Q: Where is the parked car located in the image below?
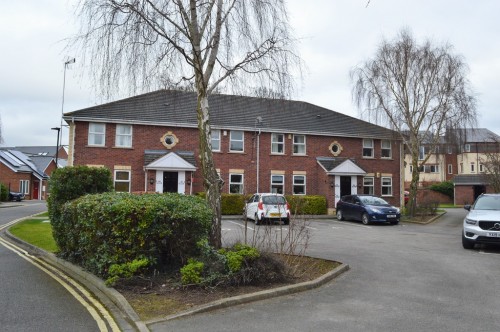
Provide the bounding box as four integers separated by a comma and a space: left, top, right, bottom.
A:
9, 191, 25, 201
244, 193, 290, 225
462, 193, 500, 249
336, 194, 400, 225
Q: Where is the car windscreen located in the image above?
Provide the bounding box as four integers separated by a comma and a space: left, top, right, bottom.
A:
360, 196, 388, 206
262, 196, 286, 205
474, 196, 500, 210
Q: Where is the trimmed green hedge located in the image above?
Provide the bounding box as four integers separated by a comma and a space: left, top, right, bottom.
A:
196, 193, 327, 215
429, 181, 454, 199
286, 195, 327, 215
0, 183, 8, 201
59, 192, 212, 278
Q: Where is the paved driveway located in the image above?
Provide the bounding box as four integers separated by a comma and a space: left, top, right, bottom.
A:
150, 209, 500, 332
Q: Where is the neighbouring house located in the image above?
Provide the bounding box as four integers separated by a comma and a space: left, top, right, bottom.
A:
403, 128, 500, 205
63, 90, 404, 213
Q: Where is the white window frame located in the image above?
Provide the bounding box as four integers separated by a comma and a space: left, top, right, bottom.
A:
88, 123, 106, 146
229, 131, 244, 152
271, 133, 285, 154
293, 135, 306, 155
293, 175, 306, 195
479, 164, 484, 173
381, 140, 392, 159
362, 139, 374, 158
460, 163, 464, 173
20, 180, 29, 195
363, 177, 374, 195
447, 145, 453, 154
115, 124, 132, 148
229, 173, 244, 194
470, 162, 475, 173
271, 174, 284, 194
464, 144, 471, 152
114, 170, 131, 192
211, 129, 221, 152
418, 146, 425, 160
381, 177, 392, 196
448, 164, 453, 174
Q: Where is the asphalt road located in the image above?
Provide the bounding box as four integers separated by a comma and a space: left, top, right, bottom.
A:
150, 209, 500, 332
0, 201, 101, 332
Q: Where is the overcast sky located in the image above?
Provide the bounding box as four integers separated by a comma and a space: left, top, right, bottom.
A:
1, 0, 499, 148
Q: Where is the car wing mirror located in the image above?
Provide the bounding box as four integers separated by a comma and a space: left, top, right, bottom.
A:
464, 204, 471, 211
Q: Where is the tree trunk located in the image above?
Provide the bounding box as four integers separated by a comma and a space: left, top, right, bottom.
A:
196, 90, 224, 249
408, 155, 421, 217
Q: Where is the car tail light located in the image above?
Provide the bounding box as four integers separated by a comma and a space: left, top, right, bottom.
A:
258, 201, 263, 210
287, 202, 291, 210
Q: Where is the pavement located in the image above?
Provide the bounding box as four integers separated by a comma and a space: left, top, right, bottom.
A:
2, 211, 349, 332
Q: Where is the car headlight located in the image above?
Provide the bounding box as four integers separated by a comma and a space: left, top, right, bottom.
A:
370, 208, 382, 213
464, 218, 477, 225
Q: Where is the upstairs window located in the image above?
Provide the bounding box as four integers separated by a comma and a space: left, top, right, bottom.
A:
271, 133, 285, 154
211, 130, 221, 152
293, 135, 306, 155
88, 123, 105, 146
362, 139, 374, 158
115, 124, 132, 148
230, 131, 244, 152
381, 140, 392, 158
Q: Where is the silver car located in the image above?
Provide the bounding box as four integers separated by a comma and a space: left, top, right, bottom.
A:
244, 193, 290, 225
462, 193, 500, 249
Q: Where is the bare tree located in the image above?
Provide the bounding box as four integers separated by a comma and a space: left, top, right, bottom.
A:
351, 29, 477, 216
72, 0, 301, 248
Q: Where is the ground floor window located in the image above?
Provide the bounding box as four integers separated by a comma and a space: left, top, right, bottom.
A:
20, 180, 29, 194
381, 177, 392, 196
363, 177, 374, 195
114, 170, 131, 192
293, 175, 306, 195
229, 173, 244, 193
271, 175, 284, 194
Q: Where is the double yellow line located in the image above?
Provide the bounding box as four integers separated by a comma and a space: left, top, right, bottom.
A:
0, 219, 120, 332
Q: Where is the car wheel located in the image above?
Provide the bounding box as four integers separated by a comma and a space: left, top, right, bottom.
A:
336, 209, 344, 221
361, 213, 370, 225
462, 233, 475, 249
254, 214, 261, 225
283, 219, 290, 225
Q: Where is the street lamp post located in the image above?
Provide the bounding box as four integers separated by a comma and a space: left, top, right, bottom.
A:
59, 58, 76, 153
51, 127, 60, 168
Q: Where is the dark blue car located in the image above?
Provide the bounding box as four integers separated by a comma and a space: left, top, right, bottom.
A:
336, 194, 400, 225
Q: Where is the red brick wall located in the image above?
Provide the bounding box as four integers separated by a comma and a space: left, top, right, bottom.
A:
72, 121, 402, 210
0, 163, 32, 198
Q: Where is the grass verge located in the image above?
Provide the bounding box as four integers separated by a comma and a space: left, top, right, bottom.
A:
9, 216, 58, 253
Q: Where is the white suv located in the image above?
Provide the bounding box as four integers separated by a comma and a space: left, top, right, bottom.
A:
462, 193, 500, 249
244, 193, 290, 225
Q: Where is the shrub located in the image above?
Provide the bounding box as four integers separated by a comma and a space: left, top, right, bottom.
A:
106, 258, 150, 286
0, 183, 8, 201
180, 240, 283, 286
429, 181, 454, 199
180, 259, 205, 285
286, 195, 327, 215
47, 166, 113, 251
59, 192, 212, 278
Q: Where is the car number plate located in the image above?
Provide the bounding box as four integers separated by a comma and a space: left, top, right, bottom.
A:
387, 215, 396, 218
270, 213, 280, 217
486, 232, 500, 237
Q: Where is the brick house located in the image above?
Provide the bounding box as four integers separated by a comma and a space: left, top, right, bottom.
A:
403, 128, 500, 205
64, 90, 403, 213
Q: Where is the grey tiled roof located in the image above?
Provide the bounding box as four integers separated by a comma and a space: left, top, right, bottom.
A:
453, 174, 489, 185
144, 150, 196, 167
0, 149, 48, 179
65, 90, 399, 140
